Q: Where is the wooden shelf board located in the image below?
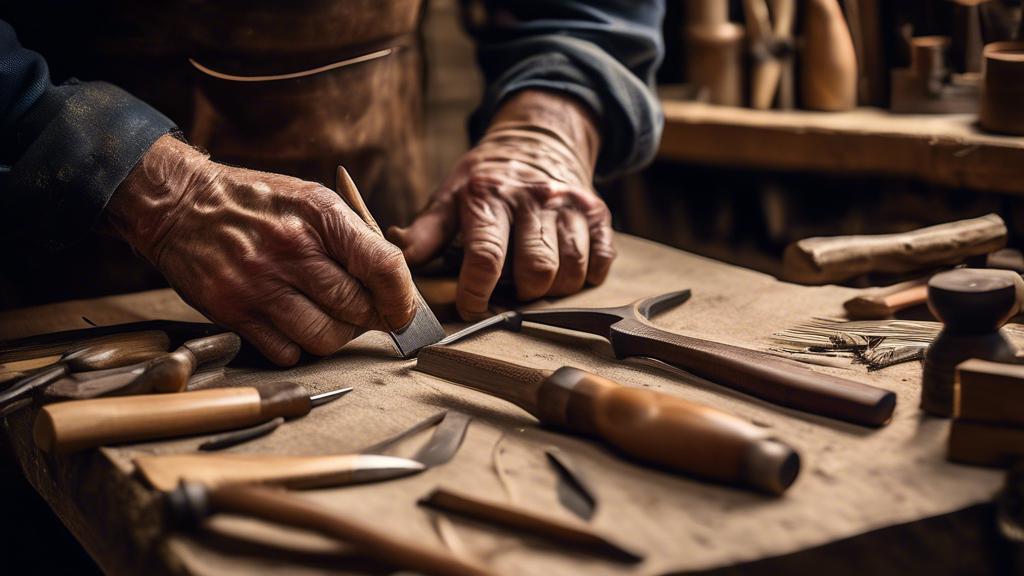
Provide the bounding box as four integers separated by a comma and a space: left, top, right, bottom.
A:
657, 100, 1024, 195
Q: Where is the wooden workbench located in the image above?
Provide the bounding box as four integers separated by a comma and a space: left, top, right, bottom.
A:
0, 234, 1012, 575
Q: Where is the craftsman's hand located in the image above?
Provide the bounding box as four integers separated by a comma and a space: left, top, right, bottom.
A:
388, 90, 614, 320
99, 135, 417, 366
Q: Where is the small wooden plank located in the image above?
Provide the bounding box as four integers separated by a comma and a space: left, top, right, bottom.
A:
658, 99, 1024, 195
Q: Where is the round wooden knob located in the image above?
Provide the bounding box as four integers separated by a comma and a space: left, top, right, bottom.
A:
928, 269, 1017, 333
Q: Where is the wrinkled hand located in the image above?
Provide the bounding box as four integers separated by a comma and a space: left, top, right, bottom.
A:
388, 90, 615, 320
100, 135, 417, 366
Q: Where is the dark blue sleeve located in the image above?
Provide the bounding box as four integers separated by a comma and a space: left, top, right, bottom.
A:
468, 0, 665, 178
0, 20, 176, 250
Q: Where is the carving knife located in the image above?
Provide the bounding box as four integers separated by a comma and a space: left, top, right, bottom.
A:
416, 346, 801, 494
335, 167, 445, 358
34, 383, 351, 454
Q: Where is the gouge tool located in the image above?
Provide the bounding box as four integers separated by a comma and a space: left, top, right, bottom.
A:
34, 383, 350, 454
417, 346, 800, 494
433, 291, 897, 427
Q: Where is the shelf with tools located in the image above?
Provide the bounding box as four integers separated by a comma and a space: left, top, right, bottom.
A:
656, 97, 1024, 196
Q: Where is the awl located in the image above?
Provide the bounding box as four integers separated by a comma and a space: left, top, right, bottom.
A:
335, 167, 445, 358
416, 346, 800, 494
34, 383, 350, 454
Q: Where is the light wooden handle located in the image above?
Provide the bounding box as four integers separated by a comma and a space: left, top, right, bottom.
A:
552, 369, 800, 494
336, 166, 383, 236
208, 485, 497, 576
137, 453, 368, 491
35, 388, 266, 454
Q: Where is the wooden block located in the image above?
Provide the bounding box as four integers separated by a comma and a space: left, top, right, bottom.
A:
948, 418, 1024, 467
955, 359, 1024, 424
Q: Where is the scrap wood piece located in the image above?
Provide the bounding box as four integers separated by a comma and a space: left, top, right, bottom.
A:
781, 214, 1007, 285
418, 488, 644, 563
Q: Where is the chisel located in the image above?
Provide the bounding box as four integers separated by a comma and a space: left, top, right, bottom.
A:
34, 383, 350, 454
335, 167, 445, 358
415, 346, 800, 494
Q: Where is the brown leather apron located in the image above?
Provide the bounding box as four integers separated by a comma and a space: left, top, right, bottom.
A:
0, 1, 431, 309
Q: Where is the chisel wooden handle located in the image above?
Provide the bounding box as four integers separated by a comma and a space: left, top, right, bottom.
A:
34, 382, 311, 454
609, 318, 896, 427
416, 347, 800, 494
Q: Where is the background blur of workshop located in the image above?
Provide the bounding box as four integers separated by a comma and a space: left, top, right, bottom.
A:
9, 1, 1024, 576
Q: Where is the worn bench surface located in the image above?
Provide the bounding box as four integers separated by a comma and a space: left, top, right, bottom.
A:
0, 234, 1006, 576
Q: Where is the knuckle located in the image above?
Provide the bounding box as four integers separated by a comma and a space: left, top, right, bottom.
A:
462, 238, 505, 277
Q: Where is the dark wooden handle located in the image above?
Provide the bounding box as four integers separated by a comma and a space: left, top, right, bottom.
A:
557, 369, 799, 494
609, 319, 896, 426
184, 333, 242, 368
209, 485, 496, 576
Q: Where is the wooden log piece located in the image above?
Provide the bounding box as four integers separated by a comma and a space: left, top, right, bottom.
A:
781, 213, 1008, 285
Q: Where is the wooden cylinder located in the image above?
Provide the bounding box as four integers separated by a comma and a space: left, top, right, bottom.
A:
980, 42, 1024, 135
683, 0, 747, 106
800, 0, 858, 111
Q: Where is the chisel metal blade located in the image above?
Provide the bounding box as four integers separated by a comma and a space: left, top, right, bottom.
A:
390, 292, 446, 359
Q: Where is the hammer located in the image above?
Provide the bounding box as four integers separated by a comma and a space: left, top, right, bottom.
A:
438, 291, 896, 427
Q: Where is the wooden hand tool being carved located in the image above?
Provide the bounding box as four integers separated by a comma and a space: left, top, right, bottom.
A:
0, 331, 170, 409
41, 332, 242, 402
782, 214, 1009, 285
416, 346, 800, 494
335, 167, 445, 358
167, 483, 496, 576
437, 291, 896, 427
34, 383, 350, 454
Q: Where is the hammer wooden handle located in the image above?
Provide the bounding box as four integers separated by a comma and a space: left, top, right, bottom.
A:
34, 383, 311, 454
610, 318, 896, 426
